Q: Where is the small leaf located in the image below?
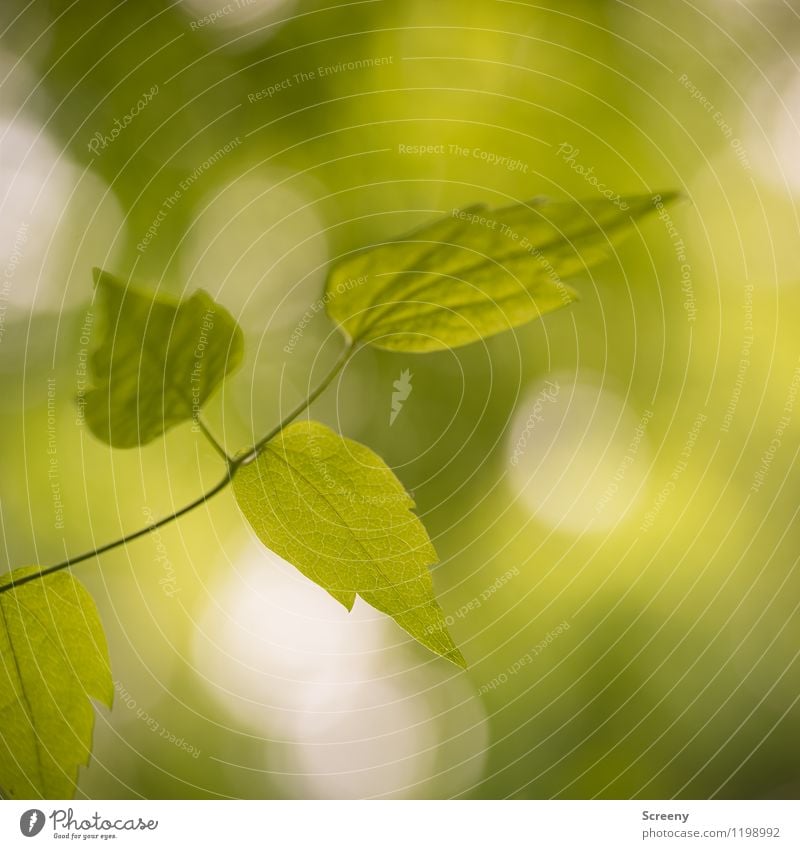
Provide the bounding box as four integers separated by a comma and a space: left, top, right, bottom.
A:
84, 268, 244, 447
325, 194, 678, 351
0, 568, 112, 799
233, 421, 465, 668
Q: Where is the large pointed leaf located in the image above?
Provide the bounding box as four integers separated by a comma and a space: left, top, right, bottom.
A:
0, 568, 112, 799
84, 268, 244, 447
233, 421, 465, 668
325, 194, 677, 351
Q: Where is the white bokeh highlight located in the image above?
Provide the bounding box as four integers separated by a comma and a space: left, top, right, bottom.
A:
0, 117, 125, 312
507, 373, 652, 534
193, 544, 488, 797
180, 172, 329, 334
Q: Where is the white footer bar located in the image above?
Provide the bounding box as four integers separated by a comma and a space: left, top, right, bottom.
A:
2, 800, 796, 848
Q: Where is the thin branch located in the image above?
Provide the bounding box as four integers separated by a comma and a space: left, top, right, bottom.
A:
0, 473, 233, 594
237, 342, 356, 465
0, 343, 355, 596
194, 417, 233, 464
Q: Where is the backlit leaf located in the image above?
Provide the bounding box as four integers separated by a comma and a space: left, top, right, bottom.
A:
233, 420, 465, 668
325, 194, 677, 351
84, 268, 244, 447
0, 568, 112, 799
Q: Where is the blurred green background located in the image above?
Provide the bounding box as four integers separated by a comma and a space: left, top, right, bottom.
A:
1, 0, 799, 799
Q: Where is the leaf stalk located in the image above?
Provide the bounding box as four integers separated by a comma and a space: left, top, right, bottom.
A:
0, 344, 355, 596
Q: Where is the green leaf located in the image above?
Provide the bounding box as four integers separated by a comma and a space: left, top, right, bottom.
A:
233, 421, 466, 668
0, 568, 112, 799
84, 268, 244, 447
325, 193, 678, 351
